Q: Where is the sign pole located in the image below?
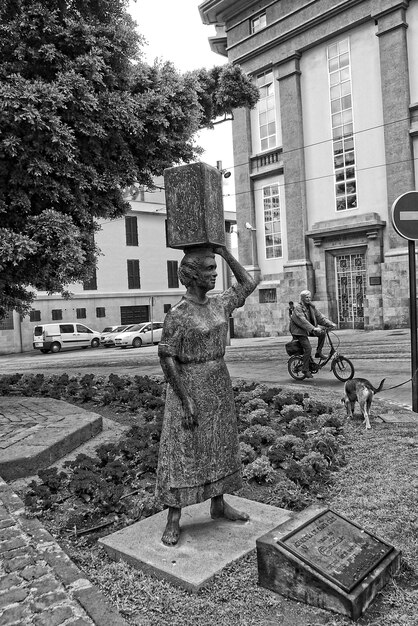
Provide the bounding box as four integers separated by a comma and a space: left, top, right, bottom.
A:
392, 191, 418, 413
408, 240, 418, 412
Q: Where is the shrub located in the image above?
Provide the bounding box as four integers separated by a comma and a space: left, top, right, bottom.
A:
299, 451, 330, 483
308, 431, 340, 462
285, 452, 329, 488
267, 435, 306, 467
266, 478, 312, 511
287, 416, 312, 437
37, 467, 67, 493
240, 425, 277, 452
273, 391, 305, 411
240, 442, 257, 464
319, 414, 345, 430
249, 408, 270, 426
242, 455, 277, 484
285, 458, 310, 487
280, 404, 306, 424
302, 398, 333, 416
0, 373, 23, 395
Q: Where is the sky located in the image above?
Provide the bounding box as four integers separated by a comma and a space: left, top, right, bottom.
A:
127, 0, 236, 211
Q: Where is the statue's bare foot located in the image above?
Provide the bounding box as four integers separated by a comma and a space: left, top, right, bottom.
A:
210, 496, 249, 521
161, 523, 180, 546
161, 507, 181, 546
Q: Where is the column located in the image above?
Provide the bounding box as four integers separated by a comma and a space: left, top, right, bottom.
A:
277, 53, 314, 290
373, 0, 415, 248
232, 106, 261, 280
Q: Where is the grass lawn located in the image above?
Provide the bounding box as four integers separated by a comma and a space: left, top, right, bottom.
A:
42, 385, 418, 626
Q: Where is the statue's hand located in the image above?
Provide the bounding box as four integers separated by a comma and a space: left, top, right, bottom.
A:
182, 397, 198, 430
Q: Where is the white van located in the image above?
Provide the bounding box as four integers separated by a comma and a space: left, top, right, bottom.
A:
33, 323, 101, 354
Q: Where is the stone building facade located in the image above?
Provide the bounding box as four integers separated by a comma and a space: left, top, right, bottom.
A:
200, 0, 418, 335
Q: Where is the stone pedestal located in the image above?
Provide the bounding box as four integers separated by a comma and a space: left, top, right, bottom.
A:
257, 505, 401, 620
99, 495, 290, 592
164, 162, 226, 250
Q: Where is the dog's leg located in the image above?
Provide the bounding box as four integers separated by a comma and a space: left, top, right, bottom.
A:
360, 394, 372, 430
343, 397, 354, 420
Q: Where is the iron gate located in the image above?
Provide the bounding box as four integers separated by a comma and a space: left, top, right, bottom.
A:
336, 253, 366, 329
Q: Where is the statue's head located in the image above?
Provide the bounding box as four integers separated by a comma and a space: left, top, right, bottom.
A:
179, 247, 216, 288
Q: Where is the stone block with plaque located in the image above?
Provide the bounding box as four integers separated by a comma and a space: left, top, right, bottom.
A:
164, 162, 226, 251
257, 505, 400, 620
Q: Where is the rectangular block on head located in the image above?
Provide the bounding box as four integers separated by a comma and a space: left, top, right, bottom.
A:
164, 162, 226, 250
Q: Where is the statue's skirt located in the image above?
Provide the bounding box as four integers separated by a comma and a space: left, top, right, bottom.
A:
155, 357, 242, 508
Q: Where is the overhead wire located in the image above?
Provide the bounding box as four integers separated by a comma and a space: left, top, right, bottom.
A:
99, 109, 418, 217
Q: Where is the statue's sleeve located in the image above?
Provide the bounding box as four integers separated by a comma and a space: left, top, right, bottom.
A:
158, 309, 181, 359
219, 283, 248, 317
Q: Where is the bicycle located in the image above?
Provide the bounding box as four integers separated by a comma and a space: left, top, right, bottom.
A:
287, 329, 355, 382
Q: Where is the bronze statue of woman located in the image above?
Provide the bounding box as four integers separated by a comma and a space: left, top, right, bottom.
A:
156, 245, 256, 545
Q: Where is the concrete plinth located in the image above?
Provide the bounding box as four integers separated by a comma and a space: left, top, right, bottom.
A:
99, 495, 291, 592
0, 397, 102, 479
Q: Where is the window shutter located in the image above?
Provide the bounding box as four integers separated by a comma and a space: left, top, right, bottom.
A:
125, 216, 138, 246
167, 260, 179, 288
127, 260, 140, 289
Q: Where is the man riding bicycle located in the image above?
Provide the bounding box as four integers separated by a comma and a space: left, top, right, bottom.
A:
289, 290, 336, 378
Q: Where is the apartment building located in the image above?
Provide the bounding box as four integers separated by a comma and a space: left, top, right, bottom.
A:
200, 0, 418, 334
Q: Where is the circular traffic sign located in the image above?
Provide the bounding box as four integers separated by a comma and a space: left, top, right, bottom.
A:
392, 191, 418, 240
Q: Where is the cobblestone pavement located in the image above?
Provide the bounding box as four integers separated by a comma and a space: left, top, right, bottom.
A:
0, 475, 127, 626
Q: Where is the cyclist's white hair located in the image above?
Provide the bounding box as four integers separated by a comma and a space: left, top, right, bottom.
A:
300, 290, 311, 298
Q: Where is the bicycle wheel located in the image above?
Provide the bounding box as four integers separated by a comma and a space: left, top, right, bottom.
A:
288, 356, 306, 380
331, 356, 354, 381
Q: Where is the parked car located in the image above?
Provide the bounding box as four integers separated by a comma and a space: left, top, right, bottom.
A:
114, 322, 164, 349
101, 325, 135, 348
101, 325, 120, 335
33, 323, 101, 353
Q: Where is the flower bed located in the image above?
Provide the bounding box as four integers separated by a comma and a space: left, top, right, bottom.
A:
1, 373, 347, 540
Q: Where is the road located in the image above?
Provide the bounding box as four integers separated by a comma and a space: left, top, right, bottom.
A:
0, 328, 415, 409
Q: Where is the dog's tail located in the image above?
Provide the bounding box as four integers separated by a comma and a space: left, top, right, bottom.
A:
373, 378, 386, 394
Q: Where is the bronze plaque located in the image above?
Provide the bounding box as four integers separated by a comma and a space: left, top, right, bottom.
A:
277, 509, 394, 593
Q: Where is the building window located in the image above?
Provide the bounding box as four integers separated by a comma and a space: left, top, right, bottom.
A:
29, 310, 41, 322
120, 305, 149, 325
83, 268, 97, 290
167, 260, 179, 288
0, 311, 14, 330
96, 307, 106, 318
256, 70, 276, 151
327, 39, 357, 212
127, 259, 141, 289
125, 216, 139, 246
52, 309, 62, 321
251, 12, 266, 34
259, 288, 277, 303
164, 304, 172, 314
263, 183, 282, 258
76, 308, 86, 319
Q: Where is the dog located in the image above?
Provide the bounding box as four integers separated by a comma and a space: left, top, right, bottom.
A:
342, 378, 385, 430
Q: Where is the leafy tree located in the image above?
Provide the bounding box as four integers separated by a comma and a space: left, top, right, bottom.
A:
0, 0, 258, 318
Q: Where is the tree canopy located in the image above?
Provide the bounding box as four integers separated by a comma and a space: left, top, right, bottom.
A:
0, 0, 259, 318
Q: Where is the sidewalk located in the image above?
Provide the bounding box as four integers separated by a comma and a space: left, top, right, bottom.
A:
0, 397, 129, 626
0, 473, 128, 626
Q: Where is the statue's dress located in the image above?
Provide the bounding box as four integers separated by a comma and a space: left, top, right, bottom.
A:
156, 284, 246, 508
